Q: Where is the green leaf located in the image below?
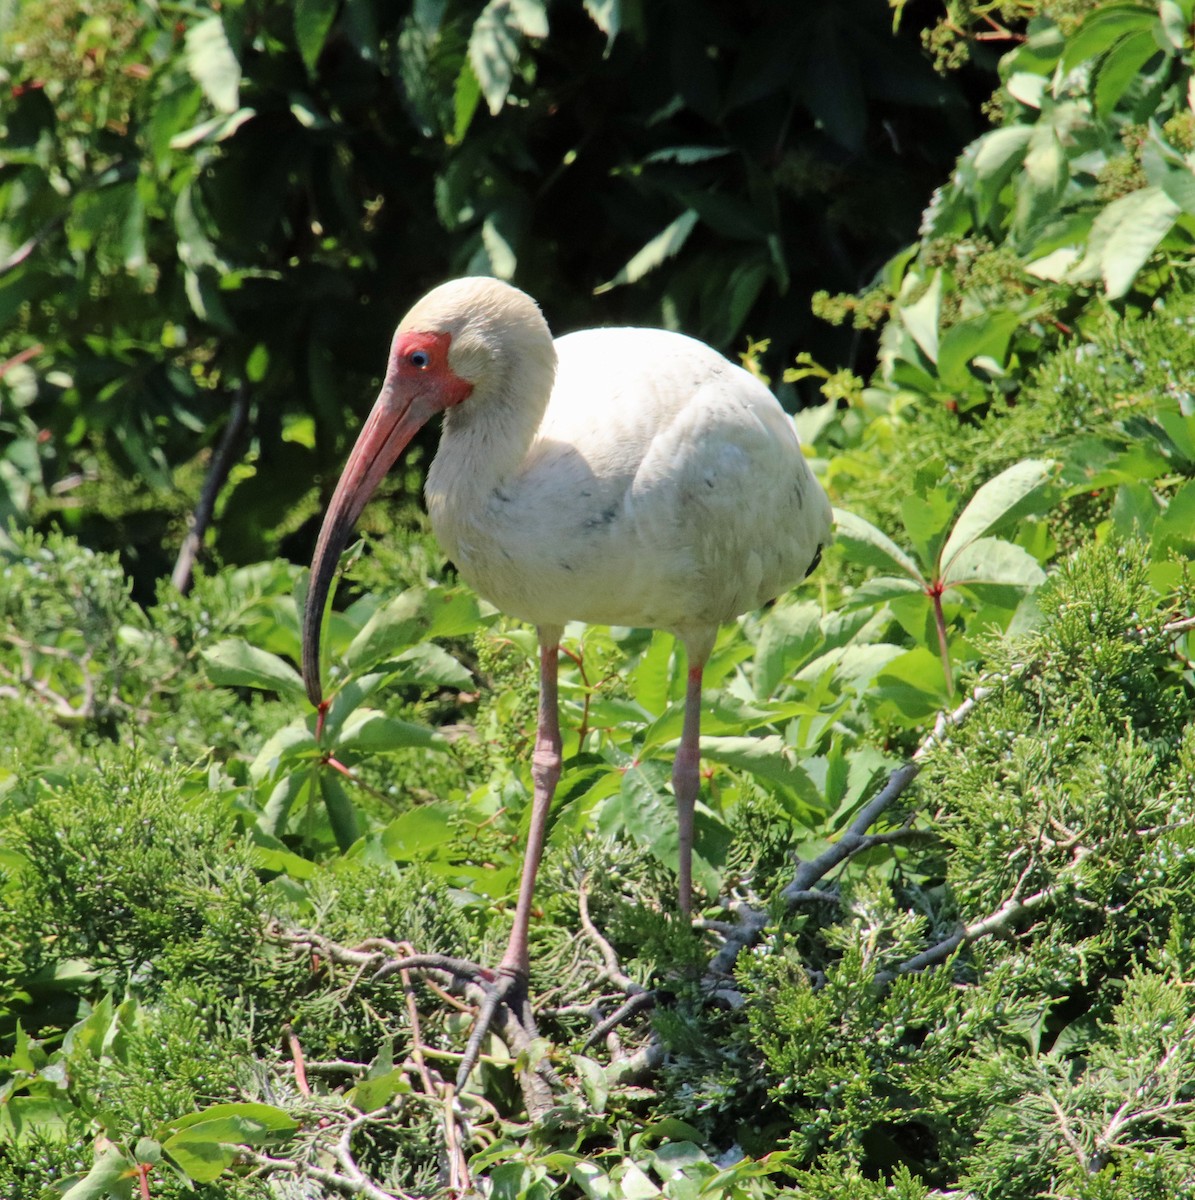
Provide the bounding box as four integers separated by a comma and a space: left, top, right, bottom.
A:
344, 588, 428, 671
250, 718, 314, 783
348, 1068, 411, 1112
469, 0, 523, 116
936, 310, 1022, 390
583, 0, 620, 44
1059, 2, 1158, 73
1073, 187, 1181, 298
832, 508, 926, 584
752, 600, 823, 698
841, 575, 926, 611
941, 536, 1047, 590
381, 803, 456, 860
184, 17, 241, 114
316, 768, 359, 854
594, 209, 699, 293
1093, 28, 1164, 117
295, 0, 340, 74
896, 269, 942, 364
573, 1054, 609, 1114
203, 639, 306, 703
453, 59, 483, 141
698, 735, 824, 821
334, 708, 448, 753
61, 1147, 135, 1200
938, 460, 1055, 577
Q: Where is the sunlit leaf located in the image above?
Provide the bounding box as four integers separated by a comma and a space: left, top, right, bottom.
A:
295, 0, 340, 74
184, 17, 241, 114
594, 210, 699, 294
833, 508, 926, 584
203, 639, 306, 703
938, 460, 1055, 577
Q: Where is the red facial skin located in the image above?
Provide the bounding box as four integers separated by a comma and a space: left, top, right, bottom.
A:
302, 329, 473, 706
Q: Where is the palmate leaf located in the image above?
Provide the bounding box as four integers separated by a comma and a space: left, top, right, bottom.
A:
938, 459, 1055, 578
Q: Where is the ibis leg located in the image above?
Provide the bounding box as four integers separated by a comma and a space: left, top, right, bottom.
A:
672, 660, 706, 920
455, 626, 562, 1089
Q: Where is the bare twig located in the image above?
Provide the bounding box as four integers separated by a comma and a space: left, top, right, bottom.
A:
171, 384, 251, 595
708, 687, 985, 978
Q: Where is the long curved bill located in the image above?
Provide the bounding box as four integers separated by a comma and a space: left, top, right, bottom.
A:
302, 376, 438, 706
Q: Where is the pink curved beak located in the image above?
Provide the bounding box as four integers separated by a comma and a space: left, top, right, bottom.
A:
302, 373, 440, 706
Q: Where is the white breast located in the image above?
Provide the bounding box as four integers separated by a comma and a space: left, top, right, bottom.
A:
426, 326, 831, 641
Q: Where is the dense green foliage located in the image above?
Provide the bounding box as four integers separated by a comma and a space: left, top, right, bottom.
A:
2, 1, 1195, 1198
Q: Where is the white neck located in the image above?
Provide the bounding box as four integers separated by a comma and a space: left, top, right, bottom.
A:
425, 310, 558, 531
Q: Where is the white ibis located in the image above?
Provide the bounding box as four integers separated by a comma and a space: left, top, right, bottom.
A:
303, 277, 831, 1084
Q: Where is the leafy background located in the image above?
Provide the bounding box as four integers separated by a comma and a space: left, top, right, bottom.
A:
2, 1, 1195, 1198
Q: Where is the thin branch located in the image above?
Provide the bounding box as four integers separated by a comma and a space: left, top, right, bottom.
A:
171, 384, 251, 595
886, 884, 1055, 979
708, 687, 985, 978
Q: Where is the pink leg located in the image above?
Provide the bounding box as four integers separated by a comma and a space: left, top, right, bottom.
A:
499, 626, 563, 974
672, 661, 705, 920
457, 626, 562, 1088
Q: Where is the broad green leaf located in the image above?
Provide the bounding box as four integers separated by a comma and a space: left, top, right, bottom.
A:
941, 536, 1046, 589
1072, 187, 1181, 298
1015, 126, 1067, 234
322, 770, 362, 851
971, 125, 1032, 182
423, 586, 490, 638
938, 460, 1055, 576
873, 646, 950, 718
469, 0, 523, 116
0, 1095, 76, 1144
1059, 2, 1158, 73
832, 508, 926, 584
344, 588, 427, 670
628, 630, 678, 715
897, 269, 942, 365
698, 735, 824, 820
386, 643, 473, 688
453, 59, 483, 141
184, 17, 241, 114
203, 638, 306, 702
840, 575, 925, 612
1159, 0, 1189, 47
573, 1054, 609, 1114
61, 1146, 135, 1200
162, 1103, 300, 1140
594, 209, 699, 293
334, 708, 448, 753
752, 600, 823, 699
348, 1069, 411, 1112
900, 488, 956, 568
381, 803, 456, 859
936, 310, 1022, 391
295, 0, 339, 73
1093, 28, 1163, 116
250, 718, 315, 782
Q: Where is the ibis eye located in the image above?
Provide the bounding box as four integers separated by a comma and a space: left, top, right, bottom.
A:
409, 350, 430, 369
